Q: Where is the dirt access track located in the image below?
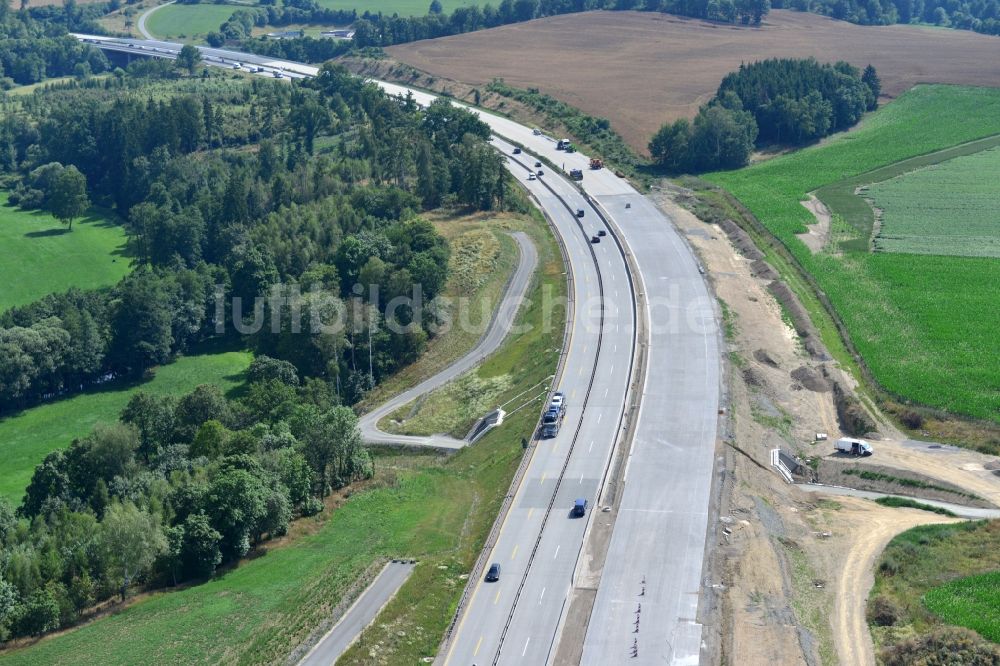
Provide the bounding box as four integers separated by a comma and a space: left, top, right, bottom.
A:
389, 9, 1000, 152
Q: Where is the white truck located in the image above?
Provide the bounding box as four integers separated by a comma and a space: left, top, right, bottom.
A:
835, 437, 873, 456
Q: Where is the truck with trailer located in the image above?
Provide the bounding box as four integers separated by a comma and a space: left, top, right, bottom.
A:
569, 168, 583, 181
556, 138, 570, 150
589, 158, 604, 170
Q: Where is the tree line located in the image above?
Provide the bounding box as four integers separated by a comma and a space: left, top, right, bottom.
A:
775, 0, 1000, 36
0, 355, 371, 640
649, 58, 880, 172
0, 63, 513, 414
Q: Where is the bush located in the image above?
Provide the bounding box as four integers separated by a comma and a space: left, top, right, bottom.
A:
900, 409, 925, 430
867, 595, 901, 626
301, 496, 324, 517
881, 626, 1000, 666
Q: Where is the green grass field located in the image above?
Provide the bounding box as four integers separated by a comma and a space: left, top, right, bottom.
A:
1, 192, 130, 313
0, 208, 565, 665
0, 350, 252, 506
144, 4, 239, 39
868, 146, 1000, 257
925, 570, 1000, 642
868, 520, 1000, 651
707, 85, 1000, 422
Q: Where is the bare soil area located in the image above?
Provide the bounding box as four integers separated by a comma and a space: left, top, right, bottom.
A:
798, 196, 831, 254
389, 10, 1000, 152
654, 185, 1000, 665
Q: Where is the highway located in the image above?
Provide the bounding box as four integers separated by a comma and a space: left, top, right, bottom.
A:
356, 231, 538, 450
76, 35, 721, 665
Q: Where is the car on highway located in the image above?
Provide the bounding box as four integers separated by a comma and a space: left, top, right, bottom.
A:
576, 209, 585, 218
536, 169, 544, 176
528, 173, 536, 181
572, 498, 588, 518
598, 230, 607, 237
551, 391, 564, 411
273, 71, 284, 78
485, 563, 501, 582
535, 161, 542, 167
532, 128, 542, 135
232, 63, 242, 70
591, 235, 601, 244
512, 147, 522, 154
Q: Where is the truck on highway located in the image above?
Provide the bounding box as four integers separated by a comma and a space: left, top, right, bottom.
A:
572, 498, 588, 518
541, 407, 562, 438
569, 168, 583, 181
835, 437, 873, 456
589, 158, 604, 170
556, 138, 570, 150
541, 393, 565, 439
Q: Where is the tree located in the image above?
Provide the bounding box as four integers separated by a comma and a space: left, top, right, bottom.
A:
174, 384, 231, 442
429, 0, 443, 12
121, 392, 177, 463
14, 588, 59, 636
176, 44, 202, 75
862, 64, 881, 110
0, 575, 17, 642
648, 118, 691, 172
46, 165, 89, 231
190, 420, 231, 459
101, 501, 167, 600
180, 513, 222, 579
204, 468, 268, 560
293, 405, 366, 496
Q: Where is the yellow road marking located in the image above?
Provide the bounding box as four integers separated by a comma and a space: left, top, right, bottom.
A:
474, 636, 483, 656
511, 544, 519, 560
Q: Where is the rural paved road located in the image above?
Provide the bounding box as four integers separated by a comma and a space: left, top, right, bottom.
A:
73, 36, 723, 666
135, 1, 174, 40
298, 561, 415, 666
798, 483, 1000, 519
356, 231, 538, 449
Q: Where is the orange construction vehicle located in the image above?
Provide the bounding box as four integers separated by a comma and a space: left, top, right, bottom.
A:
589, 158, 604, 170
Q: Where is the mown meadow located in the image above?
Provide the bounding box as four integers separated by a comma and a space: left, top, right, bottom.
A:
707, 85, 1000, 423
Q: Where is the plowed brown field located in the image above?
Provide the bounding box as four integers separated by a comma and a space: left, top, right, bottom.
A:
388, 10, 1000, 152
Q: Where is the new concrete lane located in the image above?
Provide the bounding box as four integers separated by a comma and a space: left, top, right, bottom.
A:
357, 231, 538, 449
580, 194, 720, 666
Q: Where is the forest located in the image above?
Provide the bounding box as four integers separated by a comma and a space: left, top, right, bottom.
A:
0, 58, 514, 641
649, 58, 880, 172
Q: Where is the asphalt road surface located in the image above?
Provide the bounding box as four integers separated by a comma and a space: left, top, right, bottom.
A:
299, 561, 415, 666
75, 36, 722, 665
357, 231, 538, 449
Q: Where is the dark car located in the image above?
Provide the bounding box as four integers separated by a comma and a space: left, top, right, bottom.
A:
537, 169, 544, 176
572, 498, 588, 518
535, 161, 542, 167
576, 209, 585, 218
598, 230, 607, 237
513, 147, 522, 154
485, 563, 501, 582
591, 235, 600, 244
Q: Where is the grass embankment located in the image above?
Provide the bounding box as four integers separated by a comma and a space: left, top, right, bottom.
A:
0, 192, 129, 312
0, 208, 566, 665
868, 520, 1000, 652
358, 211, 521, 414
874, 496, 956, 516
706, 85, 1000, 425
377, 212, 556, 438
0, 350, 252, 505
